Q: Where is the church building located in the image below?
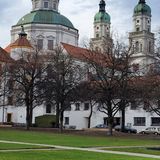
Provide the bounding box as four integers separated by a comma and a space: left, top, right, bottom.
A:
11, 0, 79, 51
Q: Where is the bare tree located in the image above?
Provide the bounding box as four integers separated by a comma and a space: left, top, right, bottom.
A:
42, 46, 84, 132
9, 49, 47, 130
87, 39, 135, 135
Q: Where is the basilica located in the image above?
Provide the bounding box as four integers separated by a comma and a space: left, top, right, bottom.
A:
0, 0, 159, 132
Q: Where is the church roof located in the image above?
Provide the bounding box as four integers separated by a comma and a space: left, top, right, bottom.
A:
14, 10, 76, 30
61, 43, 112, 66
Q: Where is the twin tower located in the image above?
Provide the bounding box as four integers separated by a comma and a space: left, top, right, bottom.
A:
91, 0, 155, 69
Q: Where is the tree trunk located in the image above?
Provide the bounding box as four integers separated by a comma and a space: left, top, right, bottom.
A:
29, 108, 33, 127
88, 104, 93, 128
107, 115, 113, 136
55, 103, 60, 128
121, 108, 125, 132
26, 106, 30, 130
60, 111, 64, 133
107, 102, 113, 136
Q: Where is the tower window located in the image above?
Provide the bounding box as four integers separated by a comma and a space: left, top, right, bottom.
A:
135, 41, 139, 52
136, 27, 140, 32
97, 27, 99, 30
44, 1, 49, 8
53, 3, 56, 9
140, 44, 143, 52
96, 34, 99, 38
149, 41, 151, 52
148, 20, 150, 24
136, 20, 139, 23
35, 2, 39, 8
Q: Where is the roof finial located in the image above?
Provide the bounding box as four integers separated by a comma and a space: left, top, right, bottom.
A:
18, 26, 27, 37
99, 0, 106, 12
139, 0, 146, 4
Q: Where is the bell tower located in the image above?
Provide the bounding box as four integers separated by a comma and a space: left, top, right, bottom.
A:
90, 0, 112, 54
31, 0, 59, 12
129, 0, 155, 71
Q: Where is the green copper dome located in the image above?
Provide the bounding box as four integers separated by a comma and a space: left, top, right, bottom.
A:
134, 2, 151, 16
94, 12, 110, 23
15, 10, 75, 29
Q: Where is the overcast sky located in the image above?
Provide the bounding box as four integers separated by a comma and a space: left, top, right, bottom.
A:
0, 0, 159, 48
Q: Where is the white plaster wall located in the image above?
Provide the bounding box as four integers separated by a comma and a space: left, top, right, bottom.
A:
11, 24, 78, 49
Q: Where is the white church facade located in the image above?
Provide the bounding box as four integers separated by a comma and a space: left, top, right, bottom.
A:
0, 0, 159, 133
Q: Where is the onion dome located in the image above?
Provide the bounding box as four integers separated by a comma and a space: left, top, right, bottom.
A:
94, 0, 110, 23
134, 0, 151, 16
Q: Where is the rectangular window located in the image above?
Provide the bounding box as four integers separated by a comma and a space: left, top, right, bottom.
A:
84, 103, 89, 110
151, 117, 160, 126
44, 2, 49, 8
131, 101, 137, 110
65, 117, 69, 125
134, 117, 146, 126
46, 104, 51, 113
48, 40, 54, 50
75, 103, 80, 111
37, 39, 43, 50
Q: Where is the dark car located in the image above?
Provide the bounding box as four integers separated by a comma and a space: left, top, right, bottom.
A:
114, 125, 137, 133
93, 124, 108, 128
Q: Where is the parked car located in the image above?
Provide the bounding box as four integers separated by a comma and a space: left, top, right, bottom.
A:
114, 125, 137, 133
140, 127, 160, 135
93, 124, 108, 128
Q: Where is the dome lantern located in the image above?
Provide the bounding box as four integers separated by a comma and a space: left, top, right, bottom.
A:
94, 0, 110, 24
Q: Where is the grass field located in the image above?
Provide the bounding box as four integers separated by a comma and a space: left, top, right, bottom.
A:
0, 142, 51, 150
105, 147, 160, 156
0, 150, 159, 160
0, 129, 159, 160
0, 129, 159, 147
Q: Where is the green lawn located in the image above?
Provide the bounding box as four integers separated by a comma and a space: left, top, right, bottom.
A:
105, 147, 160, 156
0, 129, 159, 147
0, 142, 51, 150
0, 129, 159, 160
0, 150, 158, 160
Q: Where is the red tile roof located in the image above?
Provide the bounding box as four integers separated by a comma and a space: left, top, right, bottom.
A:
10, 36, 32, 49
0, 47, 14, 62
4, 43, 12, 53
61, 42, 111, 66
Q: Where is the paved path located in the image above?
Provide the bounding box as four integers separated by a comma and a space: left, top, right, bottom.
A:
0, 140, 160, 159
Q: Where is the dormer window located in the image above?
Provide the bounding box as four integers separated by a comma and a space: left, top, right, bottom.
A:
44, 1, 49, 8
